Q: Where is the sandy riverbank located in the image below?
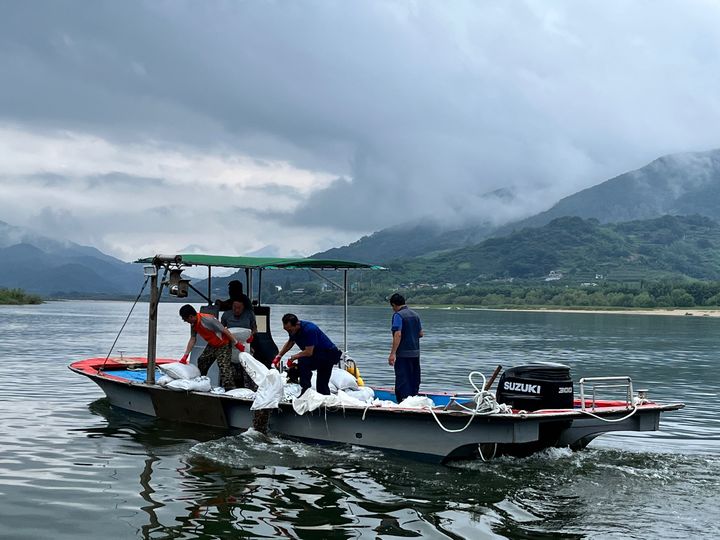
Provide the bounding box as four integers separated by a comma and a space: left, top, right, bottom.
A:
414, 305, 720, 317
484, 307, 720, 317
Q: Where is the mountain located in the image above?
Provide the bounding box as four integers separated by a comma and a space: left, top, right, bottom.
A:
496, 149, 720, 235
0, 221, 143, 296
318, 148, 720, 265
315, 219, 495, 263
391, 214, 720, 283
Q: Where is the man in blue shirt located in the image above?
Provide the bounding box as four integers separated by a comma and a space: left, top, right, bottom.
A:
388, 293, 424, 402
275, 313, 342, 395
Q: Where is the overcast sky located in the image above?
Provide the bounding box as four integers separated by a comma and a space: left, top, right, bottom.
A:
2, 0, 720, 261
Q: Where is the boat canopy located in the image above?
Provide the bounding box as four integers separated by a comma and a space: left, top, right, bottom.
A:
136, 254, 383, 381
135, 254, 385, 271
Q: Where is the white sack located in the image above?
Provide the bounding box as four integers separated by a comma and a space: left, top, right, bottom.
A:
166, 376, 212, 392
329, 368, 359, 392
292, 389, 341, 415
335, 389, 371, 407
229, 328, 252, 363
398, 396, 436, 408
156, 374, 174, 386
251, 369, 284, 410
190, 376, 212, 392
283, 383, 302, 402
342, 387, 375, 403
372, 399, 400, 408
159, 362, 200, 380
309, 368, 359, 393
226, 388, 256, 399
237, 351, 269, 386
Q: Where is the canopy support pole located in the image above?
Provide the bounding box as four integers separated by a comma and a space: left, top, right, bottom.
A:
146, 266, 159, 385
257, 269, 263, 305
343, 269, 348, 356
207, 266, 212, 305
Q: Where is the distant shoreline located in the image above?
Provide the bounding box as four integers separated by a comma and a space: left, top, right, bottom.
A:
6, 298, 720, 317
0, 289, 43, 305
418, 306, 720, 317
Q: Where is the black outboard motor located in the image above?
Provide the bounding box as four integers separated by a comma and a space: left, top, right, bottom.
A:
496, 362, 574, 411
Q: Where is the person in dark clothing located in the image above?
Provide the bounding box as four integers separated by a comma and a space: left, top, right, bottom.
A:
388, 293, 424, 403
214, 280, 251, 312
273, 313, 341, 395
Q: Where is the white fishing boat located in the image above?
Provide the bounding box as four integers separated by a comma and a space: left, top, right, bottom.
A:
69, 254, 684, 463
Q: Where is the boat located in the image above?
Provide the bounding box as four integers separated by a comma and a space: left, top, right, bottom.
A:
69, 254, 684, 463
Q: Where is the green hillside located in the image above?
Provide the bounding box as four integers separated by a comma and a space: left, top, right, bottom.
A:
389, 214, 720, 284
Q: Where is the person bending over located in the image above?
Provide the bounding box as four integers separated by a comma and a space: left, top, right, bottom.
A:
273, 313, 341, 395
178, 304, 248, 391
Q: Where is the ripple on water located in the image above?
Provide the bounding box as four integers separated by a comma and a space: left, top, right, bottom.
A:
3, 302, 720, 539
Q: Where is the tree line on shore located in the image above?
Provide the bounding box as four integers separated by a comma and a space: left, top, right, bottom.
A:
8, 279, 720, 310
264, 280, 720, 309
0, 288, 42, 305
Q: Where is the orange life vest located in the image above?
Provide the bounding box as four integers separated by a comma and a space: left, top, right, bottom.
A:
194, 312, 229, 347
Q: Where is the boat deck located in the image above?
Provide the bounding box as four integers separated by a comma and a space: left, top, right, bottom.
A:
70, 357, 665, 414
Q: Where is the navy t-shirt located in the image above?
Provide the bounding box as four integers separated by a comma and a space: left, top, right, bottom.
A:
391, 306, 422, 358
290, 321, 337, 351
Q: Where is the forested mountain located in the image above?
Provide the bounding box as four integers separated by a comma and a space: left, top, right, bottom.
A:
388, 214, 720, 284
317, 148, 720, 264
316, 219, 494, 263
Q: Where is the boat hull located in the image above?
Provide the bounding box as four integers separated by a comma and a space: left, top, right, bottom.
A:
71, 359, 683, 463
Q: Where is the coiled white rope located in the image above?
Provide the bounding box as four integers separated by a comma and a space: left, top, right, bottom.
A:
426, 371, 512, 433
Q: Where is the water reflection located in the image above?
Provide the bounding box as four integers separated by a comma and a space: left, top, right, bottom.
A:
4, 301, 720, 538
77, 395, 720, 539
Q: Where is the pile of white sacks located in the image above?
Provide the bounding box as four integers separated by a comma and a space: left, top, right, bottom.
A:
157, 351, 436, 414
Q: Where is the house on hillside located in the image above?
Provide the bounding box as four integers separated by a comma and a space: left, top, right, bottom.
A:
545, 270, 563, 282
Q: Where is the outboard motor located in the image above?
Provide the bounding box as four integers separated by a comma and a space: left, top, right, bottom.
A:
496, 362, 574, 411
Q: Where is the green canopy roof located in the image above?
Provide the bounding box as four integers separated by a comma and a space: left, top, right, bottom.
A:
135, 254, 385, 270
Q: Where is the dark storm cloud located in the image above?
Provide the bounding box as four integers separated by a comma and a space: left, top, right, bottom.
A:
2, 0, 720, 246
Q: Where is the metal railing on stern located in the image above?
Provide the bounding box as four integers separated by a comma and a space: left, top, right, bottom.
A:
578, 376, 634, 411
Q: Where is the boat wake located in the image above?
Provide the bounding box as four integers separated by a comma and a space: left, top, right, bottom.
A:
189, 430, 385, 469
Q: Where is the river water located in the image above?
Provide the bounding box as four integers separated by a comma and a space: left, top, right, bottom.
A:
1, 300, 718, 539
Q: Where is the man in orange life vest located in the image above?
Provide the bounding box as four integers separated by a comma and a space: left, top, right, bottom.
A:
178, 304, 249, 390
